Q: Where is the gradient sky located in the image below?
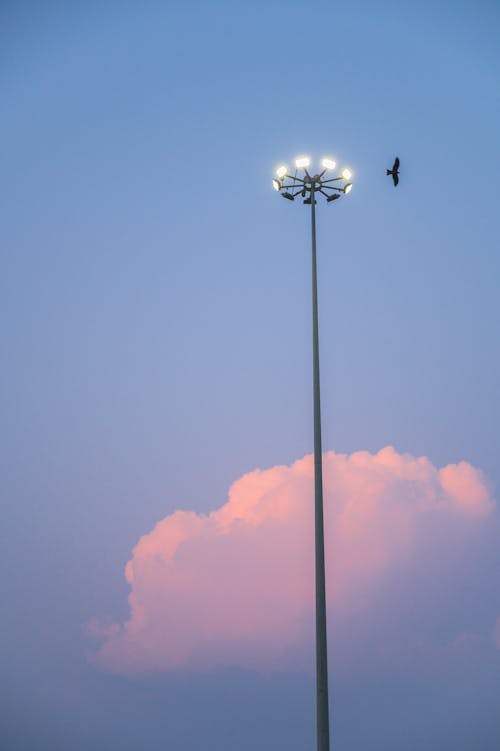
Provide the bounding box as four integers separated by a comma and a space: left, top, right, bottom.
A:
2, 2, 499, 749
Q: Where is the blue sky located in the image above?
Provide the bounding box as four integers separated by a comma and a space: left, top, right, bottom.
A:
2, 2, 499, 749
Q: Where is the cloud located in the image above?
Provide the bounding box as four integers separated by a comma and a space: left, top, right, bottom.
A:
89, 447, 496, 675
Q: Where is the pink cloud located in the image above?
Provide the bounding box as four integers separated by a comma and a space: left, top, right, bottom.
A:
89, 447, 495, 675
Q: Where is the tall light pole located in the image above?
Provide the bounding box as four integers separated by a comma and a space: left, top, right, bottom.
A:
272, 156, 353, 751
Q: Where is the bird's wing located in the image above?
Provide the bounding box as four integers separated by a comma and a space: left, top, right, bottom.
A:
393, 157, 400, 170
393, 173, 399, 186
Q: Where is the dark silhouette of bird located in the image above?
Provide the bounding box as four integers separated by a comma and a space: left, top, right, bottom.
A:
386, 157, 400, 186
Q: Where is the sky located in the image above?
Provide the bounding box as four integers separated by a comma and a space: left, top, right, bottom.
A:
1, 1, 499, 749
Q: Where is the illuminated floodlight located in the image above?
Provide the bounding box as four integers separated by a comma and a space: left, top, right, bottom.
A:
295, 156, 311, 169
321, 158, 337, 170
271, 155, 354, 206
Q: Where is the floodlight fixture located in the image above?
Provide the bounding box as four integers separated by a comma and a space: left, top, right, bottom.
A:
295, 156, 311, 169
271, 156, 354, 206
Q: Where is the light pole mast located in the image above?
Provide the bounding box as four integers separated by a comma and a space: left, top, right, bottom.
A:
272, 156, 353, 751
310, 182, 330, 751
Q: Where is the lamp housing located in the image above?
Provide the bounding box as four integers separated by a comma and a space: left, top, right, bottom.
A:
295, 156, 311, 169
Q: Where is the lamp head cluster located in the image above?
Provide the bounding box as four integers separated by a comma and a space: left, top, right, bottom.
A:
272, 156, 353, 204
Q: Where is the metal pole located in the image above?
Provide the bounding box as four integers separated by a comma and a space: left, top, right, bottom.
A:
311, 183, 331, 751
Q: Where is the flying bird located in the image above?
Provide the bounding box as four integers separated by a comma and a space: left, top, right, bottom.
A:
386, 157, 400, 186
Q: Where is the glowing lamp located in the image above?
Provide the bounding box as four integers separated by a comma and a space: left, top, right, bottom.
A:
295, 156, 311, 169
